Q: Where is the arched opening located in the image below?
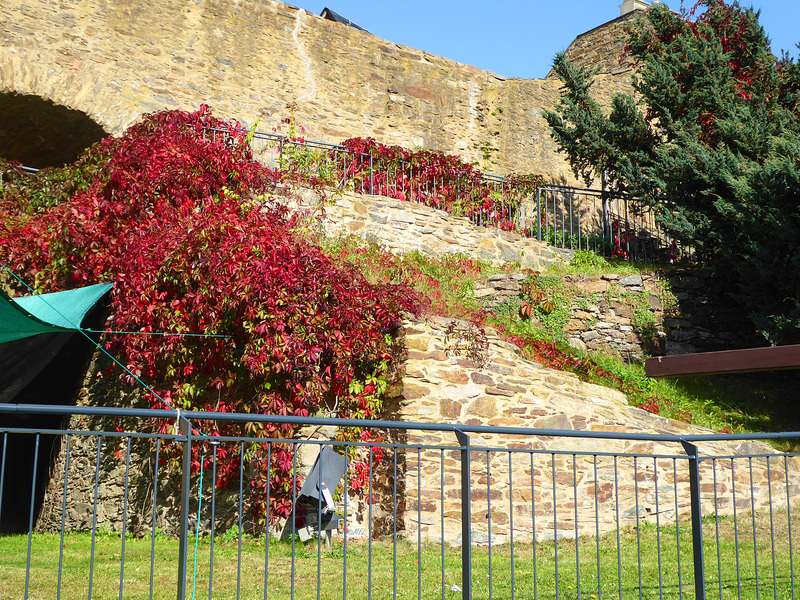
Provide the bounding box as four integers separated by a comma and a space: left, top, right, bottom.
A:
0, 93, 108, 169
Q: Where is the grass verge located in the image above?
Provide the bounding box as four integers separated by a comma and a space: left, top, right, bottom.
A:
2, 506, 798, 600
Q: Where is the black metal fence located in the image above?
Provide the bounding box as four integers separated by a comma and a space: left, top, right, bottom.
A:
1, 404, 798, 600
12, 128, 685, 264
202, 127, 684, 263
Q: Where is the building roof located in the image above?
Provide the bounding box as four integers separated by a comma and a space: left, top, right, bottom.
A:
320, 8, 369, 33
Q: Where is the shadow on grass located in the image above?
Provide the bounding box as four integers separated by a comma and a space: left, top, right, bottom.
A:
675, 370, 800, 449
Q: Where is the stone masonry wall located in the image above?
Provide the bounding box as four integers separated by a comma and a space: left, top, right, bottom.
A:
546, 12, 640, 79
1, 0, 634, 181
391, 316, 800, 544
35, 188, 789, 540
307, 189, 574, 271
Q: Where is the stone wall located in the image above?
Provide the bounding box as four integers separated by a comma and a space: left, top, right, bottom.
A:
546, 12, 640, 79
36, 314, 799, 543
475, 272, 669, 362
1, 0, 634, 180
34, 187, 786, 541
665, 270, 765, 353
391, 316, 799, 544
308, 189, 574, 271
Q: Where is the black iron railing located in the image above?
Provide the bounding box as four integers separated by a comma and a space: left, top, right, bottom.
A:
12, 129, 687, 264
202, 127, 685, 263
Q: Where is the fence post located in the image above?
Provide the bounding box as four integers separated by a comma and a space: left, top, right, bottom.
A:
454, 429, 472, 600
369, 153, 374, 196
177, 418, 192, 600
536, 188, 542, 241
681, 440, 706, 600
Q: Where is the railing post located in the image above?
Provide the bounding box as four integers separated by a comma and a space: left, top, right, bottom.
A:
177, 418, 192, 600
454, 429, 472, 600
369, 153, 374, 196
682, 440, 706, 600
536, 188, 542, 241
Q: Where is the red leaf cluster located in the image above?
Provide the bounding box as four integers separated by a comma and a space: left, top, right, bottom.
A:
341, 137, 543, 232
0, 106, 419, 524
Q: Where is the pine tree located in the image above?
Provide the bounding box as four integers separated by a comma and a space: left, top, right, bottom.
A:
545, 0, 800, 345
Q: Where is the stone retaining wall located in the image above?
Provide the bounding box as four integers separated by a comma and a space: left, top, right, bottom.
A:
391, 316, 800, 543
296, 189, 575, 271
34, 188, 786, 541
37, 316, 799, 544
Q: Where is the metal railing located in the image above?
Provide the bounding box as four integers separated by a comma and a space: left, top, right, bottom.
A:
1, 404, 798, 600
534, 186, 690, 263
11, 129, 684, 263
202, 126, 684, 263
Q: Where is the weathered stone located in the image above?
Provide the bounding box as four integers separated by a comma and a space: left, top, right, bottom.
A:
401, 384, 431, 400
535, 414, 573, 430
442, 370, 470, 385
466, 397, 498, 418
619, 275, 643, 286
439, 398, 463, 419
486, 386, 516, 397
471, 372, 495, 386
444, 383, 483, 400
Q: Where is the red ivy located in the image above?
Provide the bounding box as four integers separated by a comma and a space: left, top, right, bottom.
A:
0, 106, 419, 524
340, 137, 543, 233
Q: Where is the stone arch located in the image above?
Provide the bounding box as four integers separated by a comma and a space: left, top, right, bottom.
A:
0, 93, 108, 168
0, 47, 137, 168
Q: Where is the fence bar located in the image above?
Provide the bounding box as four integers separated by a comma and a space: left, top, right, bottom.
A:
573, 454, 581, 599
713, 459, 723, 599
530, 452, 538, 600
508, 452, 515, 600
24, 434, 40, 600
88, 436, 102, 600
536, 188, 542, 241
393, 446, 399, 600
119, 437, 131, 600
57, 434, 72, 600
454, 429, 472, 600
237, 442, 244, 600
750, 456, 761, 599
673, 458, 684, 597
441, 449, 446, 600
593, 456, 602, 600
369, 153, 374, 195
768, 456, 778, 600
614, 455, 623, 600
0, 433, 6, 531
209, 441, 219, 600
341, 445, 348, 600
150, 438, 161, 600
787, 454, 797, 600
177, 419, 192, 600
682, 440, 707, 600
653, 456, 663, 600
634, 456, 643, 600
486, 450, 493, 600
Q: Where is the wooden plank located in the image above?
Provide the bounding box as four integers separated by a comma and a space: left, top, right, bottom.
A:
645, 345, 800, 378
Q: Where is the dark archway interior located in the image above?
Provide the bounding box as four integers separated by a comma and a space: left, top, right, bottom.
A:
0, 302, 107, 533
0, 93, 108, 169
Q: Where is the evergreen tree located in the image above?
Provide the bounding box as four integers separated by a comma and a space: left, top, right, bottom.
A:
546, 0, 800, 345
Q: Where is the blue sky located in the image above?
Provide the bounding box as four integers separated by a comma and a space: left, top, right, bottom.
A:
286, 0, 800, 79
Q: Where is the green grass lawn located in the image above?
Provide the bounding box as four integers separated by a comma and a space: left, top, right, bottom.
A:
2, 507, 798, 600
